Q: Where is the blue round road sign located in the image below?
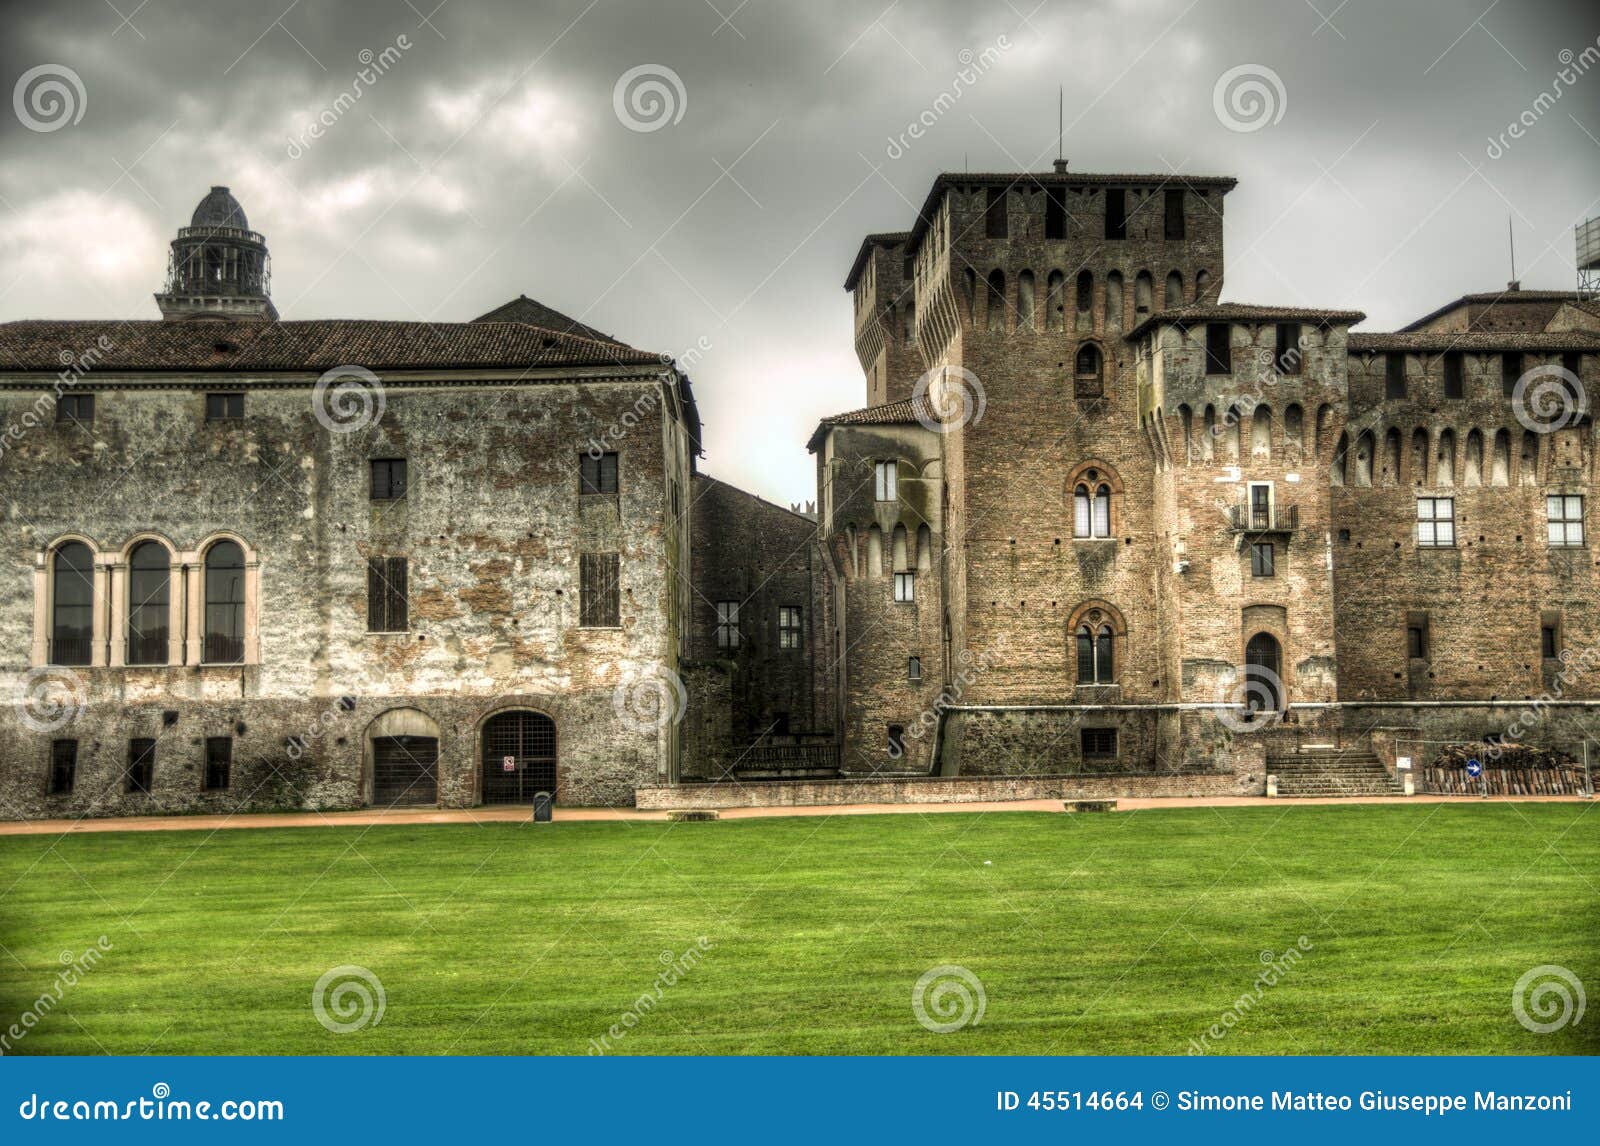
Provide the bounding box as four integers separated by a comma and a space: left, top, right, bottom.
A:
1466, 759, 1483, 778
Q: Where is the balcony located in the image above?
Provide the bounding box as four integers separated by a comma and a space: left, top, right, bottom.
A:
1228, 502, 1299, 534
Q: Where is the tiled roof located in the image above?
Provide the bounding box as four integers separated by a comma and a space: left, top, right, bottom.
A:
0, 319, 664, 374
1125, 302, 1366, 341
1347, 331, 1600, 353
471, 295, 622, 346
1397, 289, 1587, 332
843, 232, 913, 291
806, 397, 924, 451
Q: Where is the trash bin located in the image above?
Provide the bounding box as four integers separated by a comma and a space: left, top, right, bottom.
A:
532, 791, 553, 823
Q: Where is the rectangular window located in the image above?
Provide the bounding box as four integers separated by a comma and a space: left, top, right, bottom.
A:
126, 738, 155, 794
1163, 189, 1185, 240
1205, 323, 1231, 374
370, 458, 408, 500
49, 740, 76, 795
778, 605, 802, 649
1251, 542, 1275, 577
1274, 323, 1302, 376
894, 572, 915, 602
1542, 624, 1559, 660
580, 451, 619, 495
203, 737, 232, 791
907, 656, 922, 682
874, 460, 897, 501
1104, 188, 1127, 240
56, 393, 94, 424
579, 553, 621, 627
715, 601, 740, 648
205, 392, 244, 421
1502, 351, 1523, 396
984, 186, 1007, 239
1045, 188, 1068, 239
1385, 353, 1406, 399
888, 724, 906, 759
1417, 497, 1455, 547
1407, 624, 1427, 660
1443, 351, 1464, 399
1547, 494, 1584, 547
366, 556, 409, 632
1081, 727, 1118, 758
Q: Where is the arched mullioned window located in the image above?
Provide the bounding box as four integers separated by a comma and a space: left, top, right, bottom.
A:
203, 540, 246, 664
1077, 622, 1114, 684
51, 542, 94, 666
127, 541, 171, 666
1073, 481, 1111, 538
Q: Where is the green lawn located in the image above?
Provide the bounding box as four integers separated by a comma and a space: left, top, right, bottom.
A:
1, 804, 1596, 1055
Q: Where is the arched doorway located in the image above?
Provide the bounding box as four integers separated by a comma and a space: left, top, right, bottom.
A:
1243, 632, 1283, 713
367, 708, 441, 807
481, 710, 557, 804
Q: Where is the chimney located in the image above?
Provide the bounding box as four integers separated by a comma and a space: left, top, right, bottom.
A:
1052, 159, 1069, 174
1506, 280, 1520, 292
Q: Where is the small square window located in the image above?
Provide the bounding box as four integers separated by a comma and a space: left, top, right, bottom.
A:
1081, 727, 1118, 758
715, 601, 740, 648
1417, 497, 1455, 547
778, 606, 802, 649
1547, 494, 1584, 547
1250, 542, 1275, 577
893, 572, 915, 602
206, 393, 244, 421
580, 452, 618, 495
56, 393, 94, 424
907, 656, 922, 682
370, 458, 407, 500
204, 737, 232, 791
874, 461, 898, 501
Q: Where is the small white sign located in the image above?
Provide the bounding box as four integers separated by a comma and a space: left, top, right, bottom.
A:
502, 755, 516, 773
1396, 756, 1411, 770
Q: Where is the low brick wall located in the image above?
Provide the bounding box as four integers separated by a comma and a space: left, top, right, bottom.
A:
635, 770, 1255, 810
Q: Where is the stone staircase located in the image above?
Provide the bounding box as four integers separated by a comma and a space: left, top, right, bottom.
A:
1267, 745, 1403, 798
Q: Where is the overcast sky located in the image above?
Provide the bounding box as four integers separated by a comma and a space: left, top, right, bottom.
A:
2, 0, 1597, 502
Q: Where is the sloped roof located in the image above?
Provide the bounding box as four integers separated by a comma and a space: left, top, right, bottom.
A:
0, 319, 663, 374
1125, 302, 1366, 341
806, 396, 923, 452
1347, 330, 1600, 353
1397, 289, 1585, 333
843, 232, 913, 291
471, 295, 622, 346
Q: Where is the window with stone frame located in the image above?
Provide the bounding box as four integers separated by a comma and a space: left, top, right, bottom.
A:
1073, 478, 1112, 538
907, 656, 922, 682
1076, 616, 1115, 684
1250, 542, 1275, 578
1081, 727, 1118, 758
1416, 497, 1455, 547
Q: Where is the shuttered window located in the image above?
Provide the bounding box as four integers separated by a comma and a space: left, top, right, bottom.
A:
371, 458, 407, 500
579, 553, 620, 627
367, 556, 409, 632
580, 452, 618, 495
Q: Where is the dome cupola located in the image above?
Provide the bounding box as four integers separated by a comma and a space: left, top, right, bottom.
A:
156, 185, 277, 321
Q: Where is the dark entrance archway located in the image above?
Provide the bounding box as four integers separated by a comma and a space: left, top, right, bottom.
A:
371, 736, 439, 806
481, 710, 557, 804
1244, 632, 1283, 713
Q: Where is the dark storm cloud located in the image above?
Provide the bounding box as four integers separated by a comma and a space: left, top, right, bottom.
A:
1, 0, 1597, 500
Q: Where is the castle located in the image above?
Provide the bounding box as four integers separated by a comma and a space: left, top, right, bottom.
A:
2, 168, 1597, 819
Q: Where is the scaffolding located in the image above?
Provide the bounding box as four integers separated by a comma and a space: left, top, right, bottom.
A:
1579, 216, 1600, 297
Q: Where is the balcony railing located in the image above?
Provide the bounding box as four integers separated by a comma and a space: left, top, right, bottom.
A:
1228, 503, 1299, 533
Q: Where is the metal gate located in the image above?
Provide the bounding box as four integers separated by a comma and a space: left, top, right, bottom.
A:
481, 710, 557, 804
371, 736, 438, 806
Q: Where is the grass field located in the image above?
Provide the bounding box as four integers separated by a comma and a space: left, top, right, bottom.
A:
1, 803, 1596, 1055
